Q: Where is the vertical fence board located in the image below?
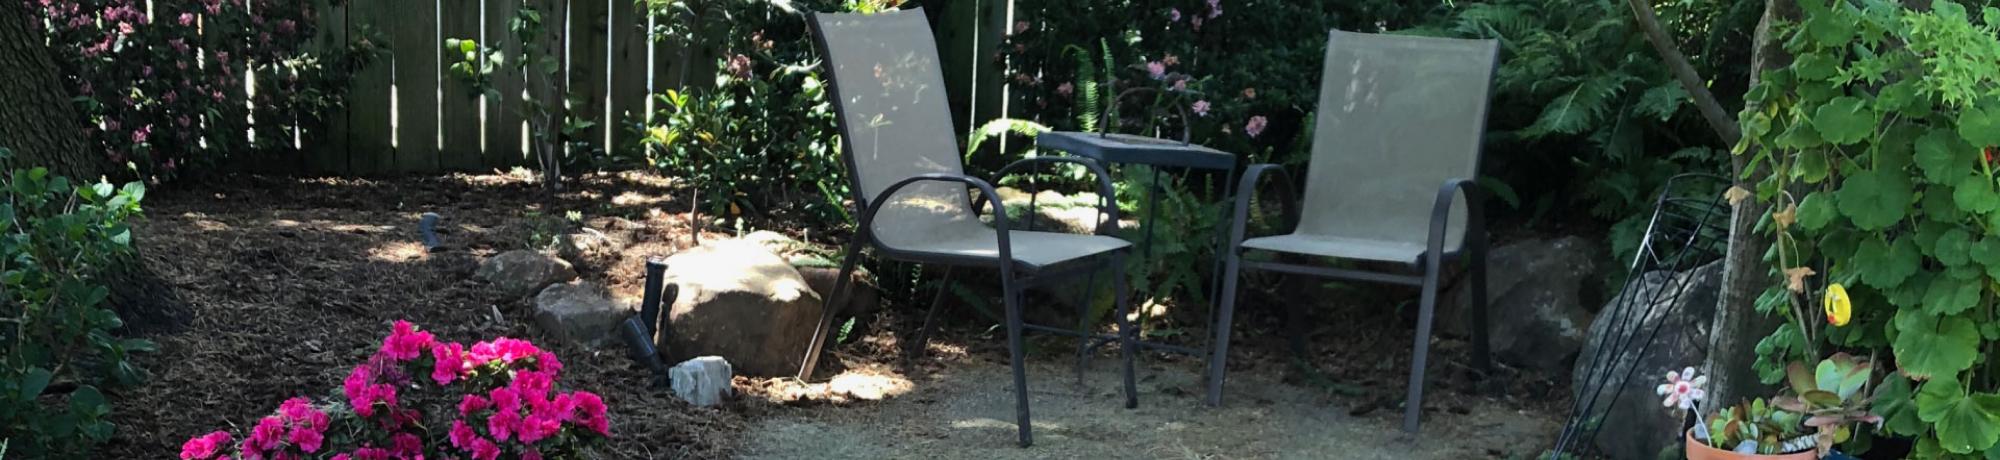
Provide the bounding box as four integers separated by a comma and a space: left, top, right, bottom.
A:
607, 0, 647, 157
309, 0, 351, 175
483, 0, 524, 169
348, 2, 396, 175
650, 14, 684, 94
439, 0, 485, 170
568, 0, 608, 157
392, 0, 441, 173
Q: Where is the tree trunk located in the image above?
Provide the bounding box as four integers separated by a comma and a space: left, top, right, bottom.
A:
0, 2, 103, 179
1706, 0, 1796, 409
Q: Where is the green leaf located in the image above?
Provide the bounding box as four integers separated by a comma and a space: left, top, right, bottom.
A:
1976, 239, 2000, 278
1806, 10, 1856, 46
1856, 237, 1922, 288
1794, 53, 1840, 80
1798, 191, 1836, 230
1877, 375, 1924, 436
1894, 309, 1981, 381
1838, 170, 1914, 230
1925, 276, 1982, 315
1962, 176, 2000, 214
1919, 129, 1978, 184
1938, 228, 1977, 266
18, 367, 51, 402
68, 385, 108, 418
1919, 378, 2000, 454
1798, 149, 1830, 183
1814, 96, 1877, 145
1963, 99, 2000, 147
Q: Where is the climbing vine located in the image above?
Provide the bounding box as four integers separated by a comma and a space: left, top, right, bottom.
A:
1741, 0, 2000, 456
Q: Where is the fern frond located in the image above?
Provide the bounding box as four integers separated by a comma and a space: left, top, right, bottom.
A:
1523, 73, 1637, 137
1636, 83, 1690, 122
965, 118, 1053, 162
1063, 44, 1101, 132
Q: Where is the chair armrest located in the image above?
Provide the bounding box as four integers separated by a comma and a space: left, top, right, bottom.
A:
1224, 164, 1300, 250
1424, 178, 1485, 259
861, 172, 1017, 259
990, 156, 1122, 235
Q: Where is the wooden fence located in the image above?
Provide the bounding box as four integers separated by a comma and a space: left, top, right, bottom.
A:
269, 0, 1011, 176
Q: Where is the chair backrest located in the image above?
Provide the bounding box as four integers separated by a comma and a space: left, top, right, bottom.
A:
811, 9, 980, 249
1294, 30, 1498, 255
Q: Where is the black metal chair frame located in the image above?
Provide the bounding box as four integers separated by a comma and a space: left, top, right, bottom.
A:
796, 11, 1138, 448
1208, 164, 1491, 434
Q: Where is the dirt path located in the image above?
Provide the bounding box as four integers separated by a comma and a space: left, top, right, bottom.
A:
741, 356, 1557, 459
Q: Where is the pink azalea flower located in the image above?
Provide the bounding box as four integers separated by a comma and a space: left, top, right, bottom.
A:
460, 394, 492, 416
380, 320, 434, 361
487, 409, 520, 442
390, 433, 422, 457
432, 342, 466, 385
516, 413, 562, 444
523, 449, 545, 460
450, 420, 482, 449
469, 438, 501, 460
1245, 116, 1268, 138
573, 391, 610, 436
535, 351, 563, 374
1192, 100, 1211, 117
287, 426, 324, 453
179, 431, 231, 460
1656, 366, 1707, 410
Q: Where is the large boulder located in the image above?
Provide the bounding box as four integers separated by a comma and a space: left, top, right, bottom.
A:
1445, 236, 1605, 373
660, 239, 824, 377
533, 281, 632, 345
476, 250, 577, 297
1572, 261, 1722, 460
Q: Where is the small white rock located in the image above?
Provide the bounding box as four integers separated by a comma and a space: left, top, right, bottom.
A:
670, 356, 735, 407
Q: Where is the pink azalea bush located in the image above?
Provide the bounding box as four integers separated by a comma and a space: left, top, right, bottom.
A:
182, 321, 610, 460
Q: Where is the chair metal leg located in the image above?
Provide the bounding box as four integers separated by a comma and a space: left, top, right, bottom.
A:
1113, 252, 1139, 408
1205, 249, 1244, 407
1002, 278, 1033, 447
1404, 258, 1445, 433
909, 266, 955, 363
1471, 236, 1492, 376
797, 242, 864, 381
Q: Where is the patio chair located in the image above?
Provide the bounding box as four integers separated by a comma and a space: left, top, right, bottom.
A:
1206, 30, 1499, 434
798, 8, 1139, 447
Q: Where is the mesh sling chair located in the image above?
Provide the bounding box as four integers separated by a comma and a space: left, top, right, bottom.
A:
1207, 30, 1499, 434
798, 9, 1140, 447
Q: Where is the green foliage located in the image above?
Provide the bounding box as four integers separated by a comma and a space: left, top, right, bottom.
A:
1739, 0, 2000, 455
1706, 397, 1811, 454
0, 148, 150, 458
635, 0, 859, 226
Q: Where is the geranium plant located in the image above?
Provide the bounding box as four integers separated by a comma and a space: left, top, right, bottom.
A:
181, 321, 609, 460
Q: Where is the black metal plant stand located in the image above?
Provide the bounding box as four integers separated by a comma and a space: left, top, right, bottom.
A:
1550, 173, 1729, 456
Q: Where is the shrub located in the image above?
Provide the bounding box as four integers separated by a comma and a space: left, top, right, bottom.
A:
1738, 1, 2000, 456
181, 321, 610, 460
0, 147, 151, 458
26, 0, 378, 180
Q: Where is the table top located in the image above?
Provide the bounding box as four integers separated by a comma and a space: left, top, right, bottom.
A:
1035, 131, 1235, 171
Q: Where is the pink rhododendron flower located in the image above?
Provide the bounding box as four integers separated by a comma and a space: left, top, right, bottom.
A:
246, 415, 286, 453
1168, 8, 1181, 22
390, 432, 422, 457
536, 351, 563, 374
516, 413, 562, 444
1146, 61, 1166, 80
460, 394, 492, 416
1056, 82, 1074, 97
488, 409, 521, 442
288, 427, 324, 453
180, 431, 231, 459
469, 438, 502, 460
1192, 100, 1211, 117
1245, 116, 1268, 138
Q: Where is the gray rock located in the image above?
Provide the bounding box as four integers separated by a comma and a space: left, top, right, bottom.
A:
661, 239, 824, 377
476, 250, 577, 297
797, 266, 881, 317
533, 281, 633, 345
555, 229, 629, 267
1444, 236, 1605, 373
1572, 261, 1722, 460
670, 356, 735, 407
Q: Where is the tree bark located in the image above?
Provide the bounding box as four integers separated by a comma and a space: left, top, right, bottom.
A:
1706, 0, 1796, 409
0, 2, 103, 180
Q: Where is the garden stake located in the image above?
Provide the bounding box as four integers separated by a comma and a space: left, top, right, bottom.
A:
419, 212, 442, 252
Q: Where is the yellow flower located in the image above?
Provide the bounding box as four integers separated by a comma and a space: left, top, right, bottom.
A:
1824, 283, 1852, 327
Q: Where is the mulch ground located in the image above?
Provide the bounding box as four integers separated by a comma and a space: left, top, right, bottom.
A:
99, 172, 757, 458
94, 170, 1571, 458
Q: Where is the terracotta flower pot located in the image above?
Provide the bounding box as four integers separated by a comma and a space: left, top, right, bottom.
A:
1685, 429, 1817, 460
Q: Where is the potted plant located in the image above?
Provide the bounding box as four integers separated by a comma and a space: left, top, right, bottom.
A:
1671, 354, 1880, 459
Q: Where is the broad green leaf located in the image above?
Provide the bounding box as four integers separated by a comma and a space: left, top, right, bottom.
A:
1977, 239, 2000, 278
1919, 129, 1978, 184
1814, 97, 1876, 145
1963, 176, 2000, 215
1878, 80, 1920, 113
1806, 8, 1855, 45
1838, 170, 1913, 230
69, 385, 109, 418
1877, 375, 1924, 436
1798, 191, 1836, 230
18, 367, 51, 402
1919, 378, 2000, 454
1798, 149, 1830, 183
1894, 309, 1981, 380
1778, 119, 1827, 150
1937, 228, 1976, 266
1924, 276, 1982, 315
1963, 99, 2000, 147
1794, 53, 1840, 80
1856, 237, 1921, 288
1927, 188, 1968, 222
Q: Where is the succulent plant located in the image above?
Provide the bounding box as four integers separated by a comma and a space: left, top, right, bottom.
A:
1772, 353, 1882, 455
1706, 397, 1812, 454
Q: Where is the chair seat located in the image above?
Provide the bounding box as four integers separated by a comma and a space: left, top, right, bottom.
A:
884, 226, 1131, 269
1240, 233, 1455, 265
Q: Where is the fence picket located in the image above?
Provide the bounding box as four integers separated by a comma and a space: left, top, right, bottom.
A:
309, 0, 351, 175
347, 1, 395, 174
607, 0, 648, 157
391, 0, 442, 173
439, 0, 485, 170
